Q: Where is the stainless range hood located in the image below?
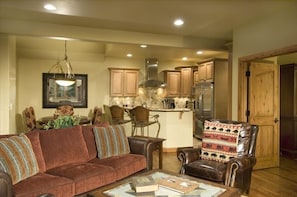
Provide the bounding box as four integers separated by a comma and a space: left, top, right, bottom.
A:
140, 58, 166, 88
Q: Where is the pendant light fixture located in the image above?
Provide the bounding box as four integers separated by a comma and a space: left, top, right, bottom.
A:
48, 40, 75, 87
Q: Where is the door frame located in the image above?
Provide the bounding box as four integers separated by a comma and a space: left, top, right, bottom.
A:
238, 44, 297, 121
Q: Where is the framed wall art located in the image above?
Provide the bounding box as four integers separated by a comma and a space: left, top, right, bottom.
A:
42, 73, 88, 108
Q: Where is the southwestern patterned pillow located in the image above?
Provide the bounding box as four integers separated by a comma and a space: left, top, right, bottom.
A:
93, 125, 130, 159
0, 134, 39, 184
201, 120, 243, 163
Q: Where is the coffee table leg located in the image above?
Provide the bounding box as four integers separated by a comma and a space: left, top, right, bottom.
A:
159, 142, 163, 169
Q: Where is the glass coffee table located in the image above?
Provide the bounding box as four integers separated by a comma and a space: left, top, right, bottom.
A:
87, 169, 241, 197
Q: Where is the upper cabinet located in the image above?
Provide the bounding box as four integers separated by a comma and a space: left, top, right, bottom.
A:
163, 70, 181, 97
109, 68, 139, 97
196, 61, 214, 83
179, 67, 193, 97
164, 66, 196, 98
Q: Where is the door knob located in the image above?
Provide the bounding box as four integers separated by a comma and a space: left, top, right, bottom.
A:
274, 118, 279, 123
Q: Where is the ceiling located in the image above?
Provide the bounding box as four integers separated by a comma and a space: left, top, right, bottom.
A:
0, 0, 295, 62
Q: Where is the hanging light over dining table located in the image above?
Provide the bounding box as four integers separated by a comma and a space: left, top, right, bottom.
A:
48, 40, 76, 87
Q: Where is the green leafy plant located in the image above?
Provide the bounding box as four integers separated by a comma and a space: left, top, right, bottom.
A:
44, 115, 80, 130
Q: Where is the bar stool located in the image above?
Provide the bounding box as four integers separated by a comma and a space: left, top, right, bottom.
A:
130, 106, 160, 138
109, 105, 131, 125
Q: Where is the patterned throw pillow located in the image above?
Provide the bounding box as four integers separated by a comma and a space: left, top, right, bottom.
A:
0, 134, 39, 184
201, 120, 242, 163
93, 125, 130, 159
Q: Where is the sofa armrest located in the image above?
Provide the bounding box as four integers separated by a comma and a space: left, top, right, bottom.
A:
0, 170, 54, 197
177, 147, 201, 174
128, 136, 151, 156
0, 170, 13, 197
128, 136, 153, 170
225, 156, 256, 195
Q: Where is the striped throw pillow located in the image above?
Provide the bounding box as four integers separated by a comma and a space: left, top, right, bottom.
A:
0, 134, 39, 184
93, 125, 130, 159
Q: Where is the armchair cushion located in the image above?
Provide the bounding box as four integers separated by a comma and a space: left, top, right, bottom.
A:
0, 134, 39, 184
93, 125, 130, 159
186, 159, 227, 182
201, 120, 251, 163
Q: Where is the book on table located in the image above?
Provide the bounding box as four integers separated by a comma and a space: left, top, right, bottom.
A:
131, 175, 159, 193
157, 176, 199, 194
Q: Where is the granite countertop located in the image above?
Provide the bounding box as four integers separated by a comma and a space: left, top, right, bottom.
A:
149, 108, 192, 112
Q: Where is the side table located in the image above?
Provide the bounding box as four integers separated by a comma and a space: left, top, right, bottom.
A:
133, 136, 166, 170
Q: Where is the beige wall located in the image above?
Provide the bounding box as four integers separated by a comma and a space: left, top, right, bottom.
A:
16, 53, 193, 133
232, 6, 297, 119
0, 35, 16, 133
2, 6, 297, 133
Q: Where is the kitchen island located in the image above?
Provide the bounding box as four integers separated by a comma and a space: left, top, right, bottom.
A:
148, 108, 193, 152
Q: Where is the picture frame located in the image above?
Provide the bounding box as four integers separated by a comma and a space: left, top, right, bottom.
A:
42, 73, 88, 108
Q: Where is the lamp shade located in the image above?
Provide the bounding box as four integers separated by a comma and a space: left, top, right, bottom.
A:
48, 40, 76, 86
55, 78, 76, 86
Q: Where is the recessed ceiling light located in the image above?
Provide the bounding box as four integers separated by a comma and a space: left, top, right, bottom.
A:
174, 19, 184, 26
127, 53, 133, 57
182, 57, 188, 61
44, 4, 56, 11
196, 51, 203, 55
140, 44, 147, 48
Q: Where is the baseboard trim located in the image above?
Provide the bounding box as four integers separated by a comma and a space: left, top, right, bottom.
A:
163, 147, 177, 153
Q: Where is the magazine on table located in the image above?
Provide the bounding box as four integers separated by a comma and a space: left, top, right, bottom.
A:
157, 176, 199, 194
131, 175, 159, 193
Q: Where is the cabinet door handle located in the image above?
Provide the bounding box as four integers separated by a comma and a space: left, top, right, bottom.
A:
274, 118, 279, 123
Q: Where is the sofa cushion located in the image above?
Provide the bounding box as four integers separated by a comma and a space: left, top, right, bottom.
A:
25, 130, 47, 172
81, 125, 98, 160
0, 134, 39, 184
201, 120, 242, 163
13, 173, 74, 197
39, 125, 89, 170
81, 125, 109, 160
93, 125, 130, 159
89, 154, 146, 180
47, 162, 116, 195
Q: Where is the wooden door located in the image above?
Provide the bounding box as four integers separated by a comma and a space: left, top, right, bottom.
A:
249, 62, 280, 169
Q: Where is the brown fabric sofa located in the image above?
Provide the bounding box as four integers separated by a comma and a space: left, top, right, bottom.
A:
0, 125, 153, 197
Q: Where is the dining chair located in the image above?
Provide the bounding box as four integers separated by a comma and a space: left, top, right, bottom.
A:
54, 105, 74, 118
22, 106, 43, 132
129, 106, 160, 138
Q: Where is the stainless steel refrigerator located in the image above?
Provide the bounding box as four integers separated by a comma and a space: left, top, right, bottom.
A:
194, 82, 214, 139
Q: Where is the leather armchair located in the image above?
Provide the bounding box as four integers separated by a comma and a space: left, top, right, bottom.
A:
177, 120, 258, 195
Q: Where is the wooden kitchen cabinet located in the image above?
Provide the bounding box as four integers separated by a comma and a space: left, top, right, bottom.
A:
109, 68, 139, 96
197, 61, 213, 82
180, 67, 193, 97
163, 70, 180, 97
193, 70, 199, 85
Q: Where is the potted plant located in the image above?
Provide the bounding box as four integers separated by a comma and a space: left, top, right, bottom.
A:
44, 115, 80, 130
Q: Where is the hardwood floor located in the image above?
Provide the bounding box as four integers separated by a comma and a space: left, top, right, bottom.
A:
153, 144, 297, 196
